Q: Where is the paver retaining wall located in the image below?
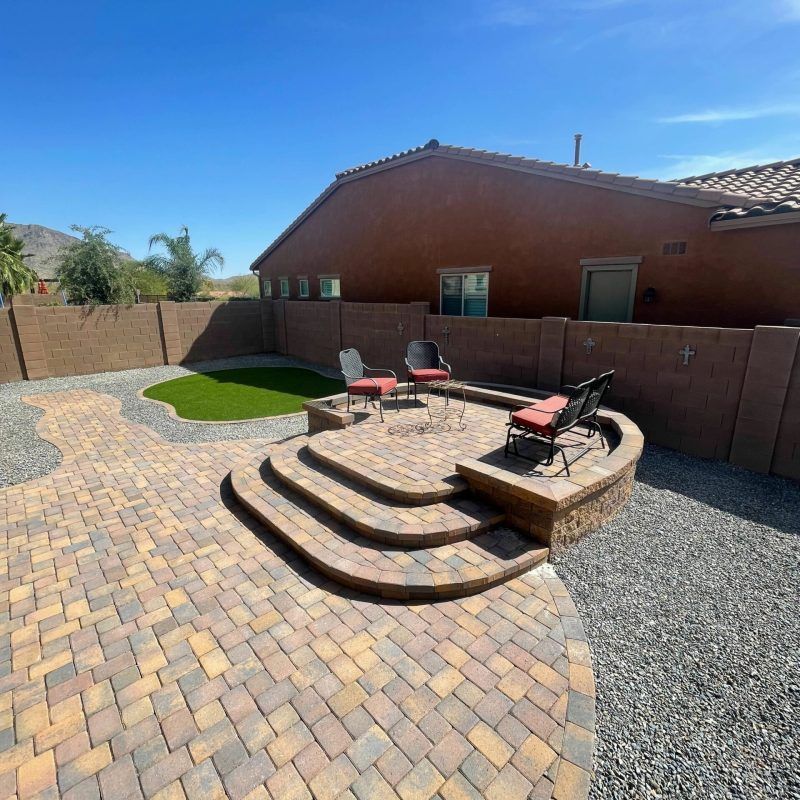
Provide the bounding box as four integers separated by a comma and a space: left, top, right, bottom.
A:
1, 297, 797, 480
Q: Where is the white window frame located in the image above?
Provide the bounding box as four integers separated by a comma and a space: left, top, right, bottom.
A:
279, 277, 290, 298
578, 257, 641, 322
298, 277, 309, 298
262, 279, 272, 298
319, 276, 341, 299
438, 271, 490, 317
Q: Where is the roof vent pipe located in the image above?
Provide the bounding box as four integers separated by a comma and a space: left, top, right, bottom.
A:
573, 133, 583, 167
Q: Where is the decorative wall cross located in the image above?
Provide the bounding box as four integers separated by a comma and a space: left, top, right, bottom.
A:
442, 325, 451, 347
397, 321, 404, 336
679, 344, 696, 366
583, 337, 595, 354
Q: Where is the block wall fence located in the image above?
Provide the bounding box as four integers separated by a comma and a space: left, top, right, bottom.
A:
1, 298, 797, 481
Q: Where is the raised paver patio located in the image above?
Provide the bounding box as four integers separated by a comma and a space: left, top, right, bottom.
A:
0, 390, 596, 799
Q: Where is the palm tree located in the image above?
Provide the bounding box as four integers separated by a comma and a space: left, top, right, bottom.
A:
0, 214, 37, 297
144, 226, 224, 302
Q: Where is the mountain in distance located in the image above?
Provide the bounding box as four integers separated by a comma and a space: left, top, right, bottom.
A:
9, 223, 133, 280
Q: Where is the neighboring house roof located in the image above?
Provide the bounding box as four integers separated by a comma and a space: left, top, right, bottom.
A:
251, 141, 800, 269
675, 157, 800, 226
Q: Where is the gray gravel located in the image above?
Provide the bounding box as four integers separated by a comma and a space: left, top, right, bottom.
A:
554, 447, 799, 800
0, 354, 341, 487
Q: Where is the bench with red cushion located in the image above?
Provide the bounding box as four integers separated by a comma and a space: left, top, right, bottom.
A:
510, 406, 557, 437
527, 394, 569, 414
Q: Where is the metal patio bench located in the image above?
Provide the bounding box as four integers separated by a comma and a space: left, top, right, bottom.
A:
504, 370, 614, 475
405, 341, 452, 406
339, 348, 399, 422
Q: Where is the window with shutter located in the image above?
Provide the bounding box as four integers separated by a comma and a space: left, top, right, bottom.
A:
439, 272, 489, 317
320, 277, 341, 298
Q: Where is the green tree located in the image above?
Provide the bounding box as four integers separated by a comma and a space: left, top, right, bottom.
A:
226, 274, 259, 297
144, 226, 224, 302
56, 226, 136, 305
0, 214, 37, 296
130, 264, 168, 297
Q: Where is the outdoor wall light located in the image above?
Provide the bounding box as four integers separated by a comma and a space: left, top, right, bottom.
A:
643, 287, 657, 304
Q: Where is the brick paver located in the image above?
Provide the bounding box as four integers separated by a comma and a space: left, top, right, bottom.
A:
270, 438, 505, 546
0, 390, 595, 799
309, 399, 618, 502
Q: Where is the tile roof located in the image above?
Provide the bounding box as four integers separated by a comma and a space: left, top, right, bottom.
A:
335, 139, 758, 206
675, 157, 800, 202
251, 142, 800, 268
674, 157, 800, 223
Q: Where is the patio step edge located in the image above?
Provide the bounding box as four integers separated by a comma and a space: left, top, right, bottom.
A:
230, 455, 549, 600
270, 437, 505, 547
306, 436, 469, 504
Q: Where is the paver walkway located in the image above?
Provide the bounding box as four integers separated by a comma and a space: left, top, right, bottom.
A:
0, 390, 595, 800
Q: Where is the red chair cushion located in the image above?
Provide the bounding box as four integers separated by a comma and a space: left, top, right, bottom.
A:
347, 377, 397, 396
529, 394, 569, 414
511, 407, 555, 437
409, 368, 450, 382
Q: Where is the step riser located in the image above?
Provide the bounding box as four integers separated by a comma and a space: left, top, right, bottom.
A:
307, 439, 467, 505
270, 451, 505, 547
230, 462, 548, 601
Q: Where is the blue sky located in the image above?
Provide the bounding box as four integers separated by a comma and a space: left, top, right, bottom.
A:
2, 0, 799, 276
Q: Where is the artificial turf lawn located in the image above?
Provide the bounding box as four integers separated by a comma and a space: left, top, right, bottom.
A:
142, 367, 345, 421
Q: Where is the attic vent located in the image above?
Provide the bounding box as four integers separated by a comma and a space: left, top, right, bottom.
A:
662, 241, 687, 256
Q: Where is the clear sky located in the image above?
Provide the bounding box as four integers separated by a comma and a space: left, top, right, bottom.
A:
2, 0, 799, 276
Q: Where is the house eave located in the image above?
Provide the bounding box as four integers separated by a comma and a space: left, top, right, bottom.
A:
710, 211, 800, 231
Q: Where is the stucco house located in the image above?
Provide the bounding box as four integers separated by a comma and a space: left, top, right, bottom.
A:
250, 140, 800, 328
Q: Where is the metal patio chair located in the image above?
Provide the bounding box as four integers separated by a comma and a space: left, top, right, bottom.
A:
405, 341, 452, 406
339, 348, 399, 422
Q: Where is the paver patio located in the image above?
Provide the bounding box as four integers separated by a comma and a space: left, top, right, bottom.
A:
0, 390, 596, 799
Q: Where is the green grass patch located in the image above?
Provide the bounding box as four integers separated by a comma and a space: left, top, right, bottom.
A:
142, 367, 345, 421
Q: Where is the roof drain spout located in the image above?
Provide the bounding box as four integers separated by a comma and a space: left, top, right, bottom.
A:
573, 133, 583, 167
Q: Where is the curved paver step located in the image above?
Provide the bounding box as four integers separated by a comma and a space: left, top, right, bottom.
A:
306, 435, 468, 504
270, 437, 505, 546
230, 456, 549, 600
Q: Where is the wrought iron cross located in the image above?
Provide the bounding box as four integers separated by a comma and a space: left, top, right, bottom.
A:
442, 325, 451, 347
397, 321, 404, 336
583, 337, 596, 354
679, 344, 696, 365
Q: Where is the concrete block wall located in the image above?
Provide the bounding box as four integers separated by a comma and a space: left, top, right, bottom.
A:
30, 304, 164, 378
281, 300, 342, 368
770, 339, 800, 481
0, 309, 24, 383
423, 314, 542, 386
1, 299, 268, 383
175, 301, 263, 362
729, 326, 800, 478
341, 302, 428, 378
563, 321, 753, 461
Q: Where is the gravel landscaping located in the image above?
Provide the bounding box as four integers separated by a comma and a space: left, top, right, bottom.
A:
0, 354, 341, 487
2, 363, 798, 799
555, 447, 799, 800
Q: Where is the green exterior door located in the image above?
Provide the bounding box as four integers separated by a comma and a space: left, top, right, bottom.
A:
582, 267, 636, 322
